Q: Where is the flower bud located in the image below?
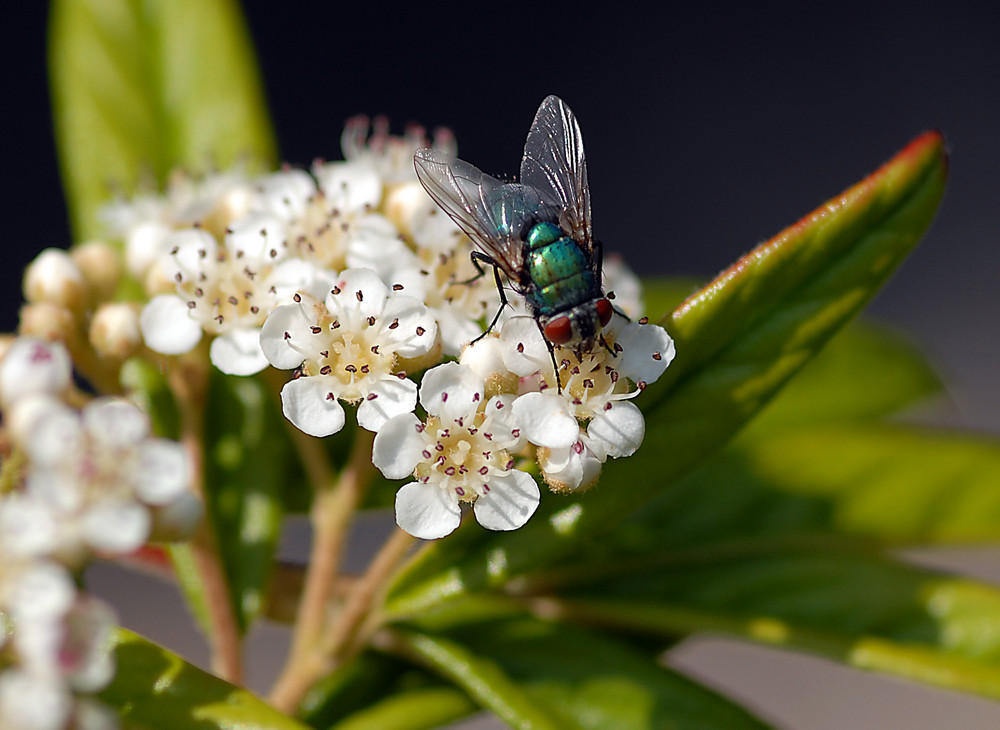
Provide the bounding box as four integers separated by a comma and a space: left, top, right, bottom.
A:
89, 303, 142, 361
18, 303, 78, 344
23, 249, 86, 310
125, 220, 171, 279
71, 241, 122, 303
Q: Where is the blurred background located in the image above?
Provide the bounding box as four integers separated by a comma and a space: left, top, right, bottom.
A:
10, 1, 1000, 727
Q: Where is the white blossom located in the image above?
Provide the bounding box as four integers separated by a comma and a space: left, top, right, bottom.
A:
260, 268, 437, 436
372, 362, 539, 539
139, 216, 318, 374
20, 398, 193, 564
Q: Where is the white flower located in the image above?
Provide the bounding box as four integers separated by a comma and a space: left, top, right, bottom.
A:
492, 313, 675, 491
139, 216, 318, 374
22, 249, 86, 310
601, 254, 644, 320
255, 164, 401, 273
372, 362, 539, 539
101, 169, 254, 279
341, 115, 456, 184
260, 268, 437, 436
21, 398, 193, 564
0, 668, 72, 730
0, 338, 71, 409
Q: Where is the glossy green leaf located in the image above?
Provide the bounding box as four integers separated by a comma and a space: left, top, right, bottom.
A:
741, 320, 941, 434
169, 372, 296, 635
100, 629, 310, 729
201, 371, 296, 631
394, 619, 775, 730
329, 687, 477, 730
49, 0, 276, 241
550, 548, 1000, 700
387, 629, 569, 730
386, 132, 948, 616
701, 424, 1000, 543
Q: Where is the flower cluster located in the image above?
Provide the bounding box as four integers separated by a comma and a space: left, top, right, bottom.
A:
16, 116, 673, 551
0, 339, 197, 729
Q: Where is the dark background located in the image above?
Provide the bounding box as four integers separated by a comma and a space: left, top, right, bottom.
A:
10, 2, 1000, 727
10, 1, 999, 430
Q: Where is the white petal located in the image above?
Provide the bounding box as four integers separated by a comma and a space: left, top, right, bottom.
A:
8, 561, 76, 623
0, 669, 72, 730
260, 299, 319, 370
268, 258, 322, 300
226, 212, 286, 260
257, 169, 316, 219
538, 440, 604, 493
372, 413, 425, 479
616, 322, 676, 385
330, 268, 389, 322
379, 295, 437, 358
588, 400, 645, 458
357, 375, 418, 432
500, 316, 551, 376
280, 376, 346, 437
459, 335, 506, 379
83, 398, 149, 448
314, 161, 383, 211
481, 395, 525, 451
473, 470, 540, 531
419, 362, 483, 421
601, 255, 644, 319
134, 440, 191, 505
511, 392, 578, 449
160, 228, 217, 281
210, 328, 269, 375
23, 403, 82, 466
439, 307, 487, 357
0, 338, 72, 406
140, 295, 203, 355
394, 481, 461, 540
81, 500, 150, 555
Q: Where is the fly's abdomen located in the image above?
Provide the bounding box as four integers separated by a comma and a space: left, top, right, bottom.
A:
524, 223, 598, 316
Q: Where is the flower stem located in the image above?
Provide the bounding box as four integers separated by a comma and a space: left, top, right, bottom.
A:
168, 354, 243, 684
269, 427, 376, 712
269, 525, 415, 713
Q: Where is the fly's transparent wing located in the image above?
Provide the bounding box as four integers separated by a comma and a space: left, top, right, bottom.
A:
414, 148, 524, 278
520, 96, 596, 260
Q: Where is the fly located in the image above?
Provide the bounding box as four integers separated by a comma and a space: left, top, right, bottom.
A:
413, 95, 614, 387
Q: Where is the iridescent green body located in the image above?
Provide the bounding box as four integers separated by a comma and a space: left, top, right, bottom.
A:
523, 221, 599, 317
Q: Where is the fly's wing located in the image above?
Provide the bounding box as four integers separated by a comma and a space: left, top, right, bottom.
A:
414, 148, 523, 279
520, 95, 600, 273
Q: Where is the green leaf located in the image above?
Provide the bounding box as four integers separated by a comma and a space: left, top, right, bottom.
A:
386, 133, 948, 616
49, 0, 276, 241
387, 628, 569, 730
100, 629, 310, 729
170, 371, 297, 635
741, 320, 942, 434
329, 687, 477, 730
693, 424, 1000, 543
394, 619, 775, 730
550, 548, 1000, 700
200, 371, 296, 631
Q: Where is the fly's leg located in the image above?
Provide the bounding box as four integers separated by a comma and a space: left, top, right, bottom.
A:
534, 317, 563, 395
468, 252, 510, 343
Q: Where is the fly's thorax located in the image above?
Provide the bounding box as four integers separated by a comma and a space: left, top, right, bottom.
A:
522, 222, 601, 318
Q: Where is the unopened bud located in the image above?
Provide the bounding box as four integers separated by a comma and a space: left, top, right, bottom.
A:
125, 221, 171, 279
71, 241, 122, 303
18, 304, 78, 349
90, 303, 142, 361
23, 249, 86, 309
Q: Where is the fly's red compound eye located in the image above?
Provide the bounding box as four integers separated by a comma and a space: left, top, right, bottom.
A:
543, 316, 573, 345
596, 298, 613, 327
